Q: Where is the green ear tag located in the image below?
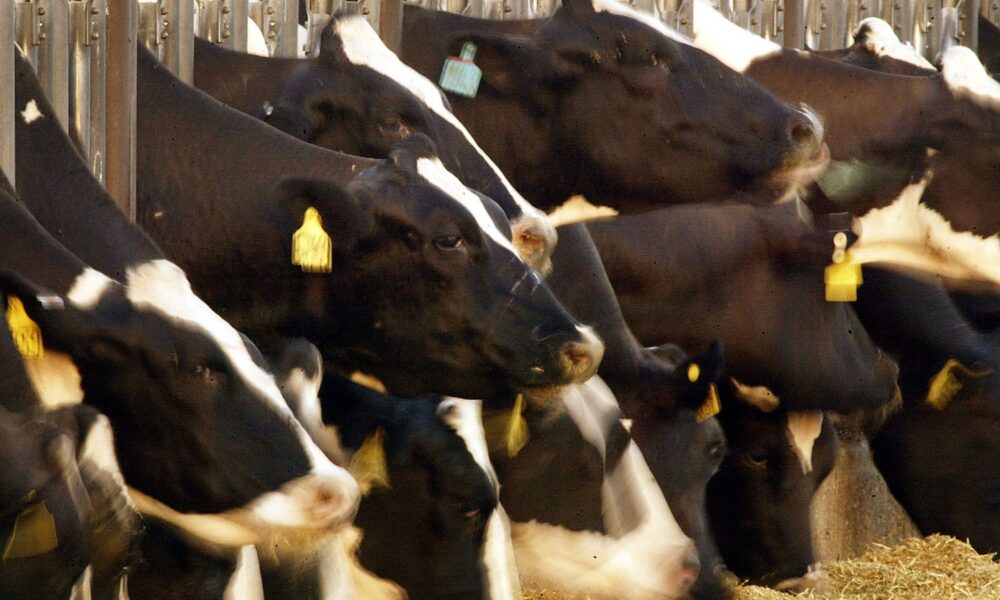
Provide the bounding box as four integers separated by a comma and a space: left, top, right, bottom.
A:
439, 43, 482, 98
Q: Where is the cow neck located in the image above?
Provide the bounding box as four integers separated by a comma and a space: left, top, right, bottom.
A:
746, 50, 939, 163
135, 46, 375, 320
13, 50, 163, 280
0, 193, 90, 294
193, 36, 309, 115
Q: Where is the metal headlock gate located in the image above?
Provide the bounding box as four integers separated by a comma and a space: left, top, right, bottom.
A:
0, 0, 992, 220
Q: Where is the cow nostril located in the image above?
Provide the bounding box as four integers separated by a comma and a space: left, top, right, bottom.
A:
678, 547, 701, 589
788, 118, 815, 146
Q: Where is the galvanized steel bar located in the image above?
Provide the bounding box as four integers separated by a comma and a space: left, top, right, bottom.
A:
658, 0, 693, 37
199, 0, 248, 50
156, 0, 195, 82
106, 0, 136, 220
304, 0, 332, 56
69, 0, 106, 182
248, 0, 300, 56
783, 0, 806, 48
17, 0, 70, 131
1, 0, 15, 188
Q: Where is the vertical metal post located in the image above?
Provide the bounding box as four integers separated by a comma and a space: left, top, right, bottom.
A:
69, 0, 105, 182
960, 0, 977, 50
1, 0, 15, 188
200, 0, 248, 50
106, 0, 136, 220
17, 0, 70, 131
783, 0, 805, 48
157, 0, 194, 82
249, 0, 299, 56
379, 0, 402, 51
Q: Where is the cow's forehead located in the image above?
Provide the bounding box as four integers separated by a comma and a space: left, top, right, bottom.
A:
590, 0, 690, 44
331, 15, 538, 221
415, 157, 520, 256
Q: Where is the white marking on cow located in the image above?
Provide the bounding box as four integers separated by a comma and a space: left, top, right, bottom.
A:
20, 99, 43, 124
521, 377, 694, 599
246, 17, 269, 57
591, 0, 689, 43
332, 16, 550, 232
68, 565, 93, 600
223, 545, 265, 600
319, 528, 406, 600
124, 260, 360, 525
78, 414, 132, 503
547, 195, 619, 227
66, 268, 114, 309
941, 46, 1000, 109
786, 411, 824, 474
438, 398, 521, 600
415, 157, 521, 256
852, 178, 1000, 289
730, 377, 781, 412
689, 0, 782, 72
854, 18, 934, 69
23, 351, 84, 408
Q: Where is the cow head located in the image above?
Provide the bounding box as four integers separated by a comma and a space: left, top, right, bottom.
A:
0, 269, 360, 555
631, 342, 734, 600
270, 135, 602, 399
442, 0, 825, 206
261, 14, 556, 273
707, 382, 836, 590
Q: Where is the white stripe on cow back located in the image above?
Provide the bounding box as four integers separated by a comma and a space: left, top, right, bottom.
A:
438, 398, 521, 600
941, 46, 1000, 109
688, 0, 783, 72
853, 178, 1000, 287
122, 260, 348, 481
854, 18, 934, 69
526, 377, 693, 599
786, 411, 824, 474
415, 158, 521, 256
332, 16, 546, 224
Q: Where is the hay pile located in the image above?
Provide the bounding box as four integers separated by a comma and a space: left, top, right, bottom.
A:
736, 535, 1000, 600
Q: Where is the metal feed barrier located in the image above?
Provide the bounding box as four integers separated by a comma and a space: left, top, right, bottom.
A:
0, 0, 991, 222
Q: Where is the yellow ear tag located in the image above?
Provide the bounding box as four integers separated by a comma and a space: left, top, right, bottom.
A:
291, 207, 333, 273
5, 295, 43, 359
926, 359, 993, 410
349, 428, 391, 493
504, 394, 531, 459
695, 384, 721, 423
825, 250, 863, 302
2, 501, 58, 560
687, 363, 700, 383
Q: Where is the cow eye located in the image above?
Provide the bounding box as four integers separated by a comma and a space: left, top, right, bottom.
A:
743, 452, 768, 470
378, 117, 411, 139
708, 442, 727, 462
192, 364, 226, 388
435, 235, 464, 251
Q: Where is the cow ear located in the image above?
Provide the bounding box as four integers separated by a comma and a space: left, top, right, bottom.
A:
271, 176, 374, 248
670, 340, 726, 414
444, 32, 575, 96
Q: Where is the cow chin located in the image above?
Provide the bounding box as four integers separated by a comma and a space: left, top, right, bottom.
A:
770, 142, 831, 203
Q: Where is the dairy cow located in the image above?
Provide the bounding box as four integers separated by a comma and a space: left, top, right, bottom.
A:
585, 203, 899, 413
399, 0, 827, 209
815, 19, 936, 76
193, 17, 556, 273
854, 267, 1000, 554
134, 45, 602, 401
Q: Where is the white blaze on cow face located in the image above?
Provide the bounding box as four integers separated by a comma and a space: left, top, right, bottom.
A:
318, 528, 406, 600
852, 178, 1000, 288
223, 545, 265, 600
942, 46, 1000, 109
688, 0, 783, 72
66, 268, 114, 309
20, 99, 43, 124
785, 411, 825, 474
438, 398, 522, 600
331, 16, 553, 236
415, 157, 522, 257
123, 260, 360, 529
854, 19, 934, 69
517, 377, 696, 599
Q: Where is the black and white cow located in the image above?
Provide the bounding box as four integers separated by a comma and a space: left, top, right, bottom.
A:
585, 202, 899, 413
853, 267, 1000, 554
271, 339, 515, 600
815, 18, 937, 76
193, 17, 557, 273
399, 0, 827, 209
134, 45, 602, 401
